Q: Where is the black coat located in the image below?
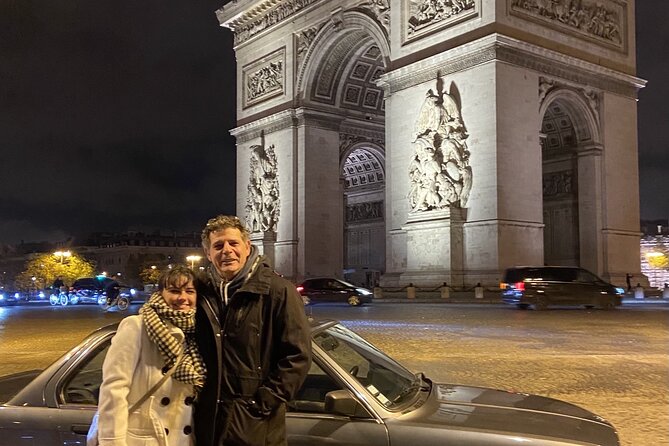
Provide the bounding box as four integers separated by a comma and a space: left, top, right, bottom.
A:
194, 262, 311, 446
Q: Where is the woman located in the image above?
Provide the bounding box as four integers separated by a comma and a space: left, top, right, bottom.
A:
96, 266, 206, 446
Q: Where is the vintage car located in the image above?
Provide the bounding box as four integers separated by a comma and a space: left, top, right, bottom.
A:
0, 319, 619, 445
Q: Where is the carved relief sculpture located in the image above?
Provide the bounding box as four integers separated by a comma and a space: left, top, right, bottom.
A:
346, 201, 384, 222
246, 61, 283, 102
243, 48, 285, 108
363, 0, 391, 34
295, 26, 319, 70
406, 0, 477, 41
227, 0, 320, 46
408, 85, 472, 212
510, 0, 625, 50
246, 144, 280, 233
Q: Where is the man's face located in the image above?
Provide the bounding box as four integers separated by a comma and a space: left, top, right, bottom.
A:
204, 227, 251, 280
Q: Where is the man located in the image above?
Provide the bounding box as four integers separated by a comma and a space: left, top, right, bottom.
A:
103, 276, 120, 307
194, 215, 311, 446
52, 276, 64, 295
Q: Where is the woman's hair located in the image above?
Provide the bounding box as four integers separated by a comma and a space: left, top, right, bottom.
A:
157, 265, 196, 291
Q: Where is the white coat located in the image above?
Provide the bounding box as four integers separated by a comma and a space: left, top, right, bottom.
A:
97, 315, 196, 446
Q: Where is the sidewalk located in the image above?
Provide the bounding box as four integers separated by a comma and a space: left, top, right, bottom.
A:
371, 289, 669, 304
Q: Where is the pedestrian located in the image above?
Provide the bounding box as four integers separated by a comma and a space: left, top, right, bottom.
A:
93, 266, 206, 446
194, 215, 311, 446
625, 273, 633, 292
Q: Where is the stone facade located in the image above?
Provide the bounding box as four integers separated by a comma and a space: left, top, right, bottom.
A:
217, 0, 644, 288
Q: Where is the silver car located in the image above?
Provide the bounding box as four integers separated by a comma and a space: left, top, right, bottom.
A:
0, 319, 619, 445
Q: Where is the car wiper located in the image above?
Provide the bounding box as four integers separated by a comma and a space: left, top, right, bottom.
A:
392, 372, 431, 404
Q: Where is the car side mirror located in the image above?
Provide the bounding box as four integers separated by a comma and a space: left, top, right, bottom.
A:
324, 389, 370, 418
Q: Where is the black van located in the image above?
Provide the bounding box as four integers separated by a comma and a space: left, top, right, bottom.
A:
500, 266, 624, 310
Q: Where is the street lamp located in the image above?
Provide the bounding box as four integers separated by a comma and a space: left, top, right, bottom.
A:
54, 250, 72, 263
186, 255, 202, 269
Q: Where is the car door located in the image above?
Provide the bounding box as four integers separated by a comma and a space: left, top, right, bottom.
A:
575, 269, 607, 306
305, 279, 331, 303
51, 336, 111, 444
325, 280, 351, 303
287, 359, 389, 446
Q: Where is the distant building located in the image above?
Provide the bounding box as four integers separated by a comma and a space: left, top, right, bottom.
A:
78, 231, 204, 286
640, 220, 669, 289
0, 231, 205, 289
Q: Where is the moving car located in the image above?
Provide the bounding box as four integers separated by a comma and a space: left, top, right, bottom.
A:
53, 277, 136, 308
0, 319, 620, 445
297, 277, 373, 306
501, 266, 625, 310
0, 290, 19, 307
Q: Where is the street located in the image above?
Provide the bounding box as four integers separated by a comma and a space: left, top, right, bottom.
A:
0, 302, 667, 446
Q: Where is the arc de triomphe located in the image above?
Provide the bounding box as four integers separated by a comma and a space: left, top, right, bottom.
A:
216, 0, 645, 289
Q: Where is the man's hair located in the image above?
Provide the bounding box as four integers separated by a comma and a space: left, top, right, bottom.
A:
201, 215, 250, 248
158, 265, 196, 291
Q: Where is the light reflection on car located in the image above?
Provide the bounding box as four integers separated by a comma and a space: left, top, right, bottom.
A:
0, 319, 620, 445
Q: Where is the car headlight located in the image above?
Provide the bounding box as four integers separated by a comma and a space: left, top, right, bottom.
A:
130, 288, 137, 296
615, 287, 625, 295
39, 291, 45, 298
355, 288, 373, 296
0, 294, 4, 300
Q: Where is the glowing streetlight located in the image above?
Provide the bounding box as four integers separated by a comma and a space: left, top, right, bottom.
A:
186, 255, 202, 269
53, 250, 72, 263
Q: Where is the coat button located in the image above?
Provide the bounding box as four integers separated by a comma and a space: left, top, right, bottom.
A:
161, 397, 170, 406
165, 428, 169, 435
184, 396, 194, 405
183, 425, 193, 435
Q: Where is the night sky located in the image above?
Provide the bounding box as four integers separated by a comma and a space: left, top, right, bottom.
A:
1, 1, 667, 245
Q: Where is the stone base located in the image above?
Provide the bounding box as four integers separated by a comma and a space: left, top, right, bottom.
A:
250, 231, 277, 266
399, 208, 465, 288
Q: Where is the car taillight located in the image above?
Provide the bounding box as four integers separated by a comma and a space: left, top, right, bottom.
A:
514, 282, 525, 291
296, 286, 304, 293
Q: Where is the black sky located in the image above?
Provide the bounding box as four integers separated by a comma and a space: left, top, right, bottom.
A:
1, 1, 667, 245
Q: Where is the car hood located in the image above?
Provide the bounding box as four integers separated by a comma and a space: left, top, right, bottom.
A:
387, 383, 618, 445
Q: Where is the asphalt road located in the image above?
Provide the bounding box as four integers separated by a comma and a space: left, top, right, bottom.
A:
0, 302, 666, 446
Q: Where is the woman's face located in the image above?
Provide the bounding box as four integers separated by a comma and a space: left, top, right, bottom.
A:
161, 277, 196, 311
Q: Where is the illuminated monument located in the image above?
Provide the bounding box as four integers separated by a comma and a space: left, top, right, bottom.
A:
216, 0, 645, 289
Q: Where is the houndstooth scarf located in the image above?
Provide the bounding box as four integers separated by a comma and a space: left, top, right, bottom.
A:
139, 292, 206, 390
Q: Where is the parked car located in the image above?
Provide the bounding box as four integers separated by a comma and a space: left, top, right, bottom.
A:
501, 266, 625, 310
297, 277, 373, 306
0, 319, 620, 445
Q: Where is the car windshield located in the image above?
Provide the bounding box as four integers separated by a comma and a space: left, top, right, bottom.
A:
337, 279, 358, 288
313, 323, 425, 410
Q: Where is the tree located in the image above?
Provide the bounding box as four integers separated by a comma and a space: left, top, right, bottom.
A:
139, 265, 162, 286
15, 252, 96, 291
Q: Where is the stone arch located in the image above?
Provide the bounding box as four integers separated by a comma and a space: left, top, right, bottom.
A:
296, 10, 390, 105
539, 87, 602, 269
339, 142, 386, 287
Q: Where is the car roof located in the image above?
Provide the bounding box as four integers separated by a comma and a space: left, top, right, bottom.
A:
7, 317, 336, 406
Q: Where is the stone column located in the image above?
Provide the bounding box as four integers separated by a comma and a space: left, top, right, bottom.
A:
250, 231, 277, 267
577, 144, 603, 275
399, 208, 465, 287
